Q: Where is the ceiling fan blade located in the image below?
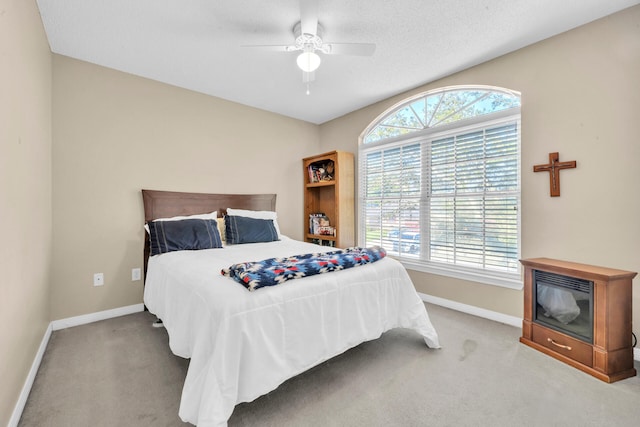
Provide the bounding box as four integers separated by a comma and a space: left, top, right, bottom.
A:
300, 0, 318, 35
325, 43, 376, 56
241, 44, 297, 53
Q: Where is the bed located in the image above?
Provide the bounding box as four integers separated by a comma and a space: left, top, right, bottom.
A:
141, 189, 440, 426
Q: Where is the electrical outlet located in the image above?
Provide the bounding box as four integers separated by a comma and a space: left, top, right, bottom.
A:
132, 268, 141, 281
93, 273, 104, 286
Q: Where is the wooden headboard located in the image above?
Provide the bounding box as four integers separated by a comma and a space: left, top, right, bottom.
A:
141, 189, 277, 277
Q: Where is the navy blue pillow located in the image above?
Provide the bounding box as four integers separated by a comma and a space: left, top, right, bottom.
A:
148, 218, 222, 255
225, 215, 279, 244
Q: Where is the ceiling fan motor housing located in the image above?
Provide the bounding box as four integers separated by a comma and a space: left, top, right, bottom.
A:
290, 22, 331, 54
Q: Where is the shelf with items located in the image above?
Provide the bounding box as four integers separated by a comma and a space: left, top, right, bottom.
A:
306, 180, 335, 188
307, 234, 337, 247
303, 150, 354, 249
306, 234, 337, 241
306, 158, 336, 184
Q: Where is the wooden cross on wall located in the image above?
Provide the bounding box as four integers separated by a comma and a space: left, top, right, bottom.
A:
533, 152, 577, 197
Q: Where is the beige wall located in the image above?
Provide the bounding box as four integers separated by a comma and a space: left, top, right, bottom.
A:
0, 0, 52, 424
320, 6, 640, 332
51, 55, 321, 320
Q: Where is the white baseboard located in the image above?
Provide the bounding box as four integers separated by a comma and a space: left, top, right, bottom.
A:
419, 293, 640, 363
9, 303, 145, 426
419, 292, 522, 328
8, 322, 52, 427
51, 303, 145, 331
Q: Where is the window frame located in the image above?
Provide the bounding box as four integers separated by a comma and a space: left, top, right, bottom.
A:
358, 86, 522, 290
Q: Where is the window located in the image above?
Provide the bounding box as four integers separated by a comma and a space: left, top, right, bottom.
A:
359, 86, 521, 288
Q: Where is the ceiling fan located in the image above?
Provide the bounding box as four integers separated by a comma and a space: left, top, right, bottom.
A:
244, 0, 376, 93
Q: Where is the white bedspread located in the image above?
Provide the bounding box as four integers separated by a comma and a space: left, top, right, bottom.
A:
144, 237, 440, 426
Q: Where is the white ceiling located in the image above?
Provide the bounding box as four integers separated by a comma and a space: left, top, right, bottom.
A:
36, 0, 639, 124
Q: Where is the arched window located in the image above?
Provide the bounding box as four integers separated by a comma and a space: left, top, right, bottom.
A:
359, 86, 521, 288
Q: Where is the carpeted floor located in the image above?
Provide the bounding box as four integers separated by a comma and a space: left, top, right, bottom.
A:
18, 303, 640, 426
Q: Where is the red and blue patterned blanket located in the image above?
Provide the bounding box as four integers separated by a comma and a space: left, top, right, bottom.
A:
221, 246, 387, 291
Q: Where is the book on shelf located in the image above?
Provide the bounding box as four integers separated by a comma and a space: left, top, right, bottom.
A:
309, 213, 332, 235
318, 225, 336, 236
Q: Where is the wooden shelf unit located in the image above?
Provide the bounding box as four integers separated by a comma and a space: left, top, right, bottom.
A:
520, 258, 637, 383
303, 150, 354, 248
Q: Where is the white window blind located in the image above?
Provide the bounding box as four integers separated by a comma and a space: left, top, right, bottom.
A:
360, 109, 520, 288
428, 123, 519, 272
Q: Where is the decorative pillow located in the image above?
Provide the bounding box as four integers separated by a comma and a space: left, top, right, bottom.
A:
226, 208, 281, 238
216, 217, 226, 243
225, 215, 279, 244
148, 218, 222, 255
144, 211, 217, 234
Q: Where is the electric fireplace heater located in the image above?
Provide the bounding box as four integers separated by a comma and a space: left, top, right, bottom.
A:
520, 258, 636, 383
533, 270, 593, 344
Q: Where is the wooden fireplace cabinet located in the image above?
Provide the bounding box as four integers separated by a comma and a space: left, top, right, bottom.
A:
520, 258, 637, 383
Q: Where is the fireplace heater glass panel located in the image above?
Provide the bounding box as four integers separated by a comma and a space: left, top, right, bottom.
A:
532, 270, 593, 343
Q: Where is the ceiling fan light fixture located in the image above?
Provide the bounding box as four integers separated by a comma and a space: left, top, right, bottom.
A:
296, 51, 321, 73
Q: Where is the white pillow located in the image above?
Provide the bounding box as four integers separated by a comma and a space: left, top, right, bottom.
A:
144, 211, 217, 234
226, 208, 281, 238
216, 217, 226, 243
